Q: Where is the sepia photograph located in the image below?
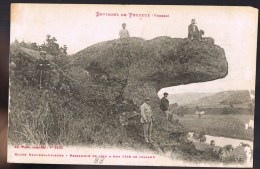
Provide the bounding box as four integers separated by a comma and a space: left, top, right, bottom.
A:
8, 4, 258, 167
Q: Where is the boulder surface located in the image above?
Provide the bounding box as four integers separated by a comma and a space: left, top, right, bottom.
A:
71, 36, 228, 106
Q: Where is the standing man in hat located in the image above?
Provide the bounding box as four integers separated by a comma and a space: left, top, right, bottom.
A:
188, 19, 200, 40
37, 51, 51, 89
140, 98, 155, 143
119, 23, 130, 38
160, 92, 171, 120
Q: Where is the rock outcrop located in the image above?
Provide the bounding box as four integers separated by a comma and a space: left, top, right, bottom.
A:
71, 36, 228, 106
9, 37, 229, 156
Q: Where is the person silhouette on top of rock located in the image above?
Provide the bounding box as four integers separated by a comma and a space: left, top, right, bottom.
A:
119, 23, 130, 38
188, 19, 200, 41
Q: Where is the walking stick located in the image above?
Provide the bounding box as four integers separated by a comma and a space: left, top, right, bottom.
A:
167, 116, 170, 141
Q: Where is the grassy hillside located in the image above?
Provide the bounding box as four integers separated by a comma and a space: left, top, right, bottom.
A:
8, 39, 250, 164
8, 44, 180, 151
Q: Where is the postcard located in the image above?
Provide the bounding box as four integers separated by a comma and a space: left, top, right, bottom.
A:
8, 4, 258, 167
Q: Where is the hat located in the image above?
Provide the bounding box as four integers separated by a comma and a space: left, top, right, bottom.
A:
122, 23, 126, 26
191, 19, 196, 24
40, 51, 47, 55
163, 92, 169, 96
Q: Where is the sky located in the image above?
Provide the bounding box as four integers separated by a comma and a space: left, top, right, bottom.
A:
10, 4, 258, 94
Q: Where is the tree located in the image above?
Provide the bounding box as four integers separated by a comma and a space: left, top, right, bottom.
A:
39, 35, 67, 56
14, 39, 19, 45
30, 42, 39, 51
60, 45, 68, 54
44, 35, 60, 56
195, 106, 200, 110
14, 35, 68, 56
172, 103, 178, 108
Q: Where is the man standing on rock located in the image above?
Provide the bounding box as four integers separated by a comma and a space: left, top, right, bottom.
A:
140, 98, 155, 143
188, 19, 200, 40
160, 92, 171, 120
37, 51, 51, 89
119, 23, 130, 38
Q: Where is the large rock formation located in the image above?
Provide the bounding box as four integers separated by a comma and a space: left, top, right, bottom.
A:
71, 36, 228, 106
9, 37, 228, 149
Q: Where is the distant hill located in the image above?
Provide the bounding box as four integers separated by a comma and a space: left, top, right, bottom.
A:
169, 90, 253, 107
168, 93, 213, 105
219, 90, 253, 105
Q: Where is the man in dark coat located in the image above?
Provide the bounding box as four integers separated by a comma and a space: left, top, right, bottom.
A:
160, 92, 170, 120
37, 51, 51, 89
188, 19, 200, 40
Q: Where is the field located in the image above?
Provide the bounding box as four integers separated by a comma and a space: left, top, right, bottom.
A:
178, 114, 254, 141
